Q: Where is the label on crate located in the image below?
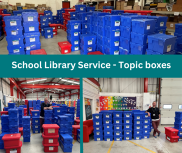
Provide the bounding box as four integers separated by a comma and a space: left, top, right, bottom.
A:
138, 46, 142, 51
97, 138, 100, 141
29, 26, 35, 31
114, 51, 119, 55
147, 25, 150, 30
57, 110, 60, 112
115, 31, 120, 36
115, 21, 120, 26
107, 132, 110, 134
136, 137, 139, 140
75, 47, 79, 51
96, 127, 99, 130
80, 7, 84, 11
137, 116, 140, 119
13, 49, 19, 53
137, 131, 139, 134
116, 127, 119, 130
26, 47, 31, 50
96, 132, 100, 135
95, 115, 99, 119
53, 27, 55, 30
35, 126, 38, 128
126, 120, 129, 123
49, 139, 53, 143
43, 23, 45, 25
74, 25, 78, 29
12, 40, 19, 45
30, 37, 35, 42
180, 132, 182, 135
85, 17, 87, 20
28, 16, 34, 21
35, 113, 37, 116
88, 47, 92, 51
35, 120, 38, 123
145, 130, 147, 133
116, 120, 119, 123
17, 14, 21, 16
10, 149, 17, 153
107, 138, 110, 141
10, 21, 17, 26
137, 126, 140, 129
48, 35, 51, 38
48, 129, 55, 133
106, 121, 109, 124
35, 131, 38, 133
53, 32, 56, 35
47, 30, 51, 33
160, 22, 164, 27
145, 120, 148, 123
116, 114, 119, 117
145, 115, 148, 118
11, 30, 17, 35
65, 49, 68, 53
88, 40, 92, 45
137, 121, 140, 124
144, 126, 147, 128
114, 41, 119, 46
126, 137, 129, 140
144, 136, 147, 139
43, 19, 46, 21
58, 26, 60, 28
107, 126, 109, 128
96, 122, 99, 125
49, 147, 53, 150
85, 25, 87, 28
126, 132, 129, 134
167, 45, 171, 52
116, 132, 119, 135
106, 115, 109, 118
74, 32, 78, 36
73, 14, 75, 17
126, 114, 130, 117
126, 126, 129, 128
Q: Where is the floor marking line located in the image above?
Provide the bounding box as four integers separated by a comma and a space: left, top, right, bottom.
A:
73, 140, 76, 144
128, 140, 156, 153
107, 140, 114, 153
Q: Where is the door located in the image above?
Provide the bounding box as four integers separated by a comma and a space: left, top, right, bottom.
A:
62, 1, 70, 9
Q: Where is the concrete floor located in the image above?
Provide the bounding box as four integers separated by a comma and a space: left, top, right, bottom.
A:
83, 125, 182, 153
0, 29, 80, 55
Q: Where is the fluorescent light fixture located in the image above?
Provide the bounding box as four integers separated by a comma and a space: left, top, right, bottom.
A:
60, 79, 80, 84
27, 78, 47, 83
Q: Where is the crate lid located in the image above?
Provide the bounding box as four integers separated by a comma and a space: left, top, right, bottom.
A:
58, 41, 71, 48
72, 125, 80, 128
24, 32, 40, 37
42, 141, 59, 146
61, 134, 73, 140
19, 127, 23, 131
58, 115, 68, 118
31, 110, 40, 112
42, 133, 59, 138
8, 108, 18, 111
64, 114, 73, 116
148, 34, 177, 41
165, 127, 179, 132
23, 116, 30, 119
42, 124, 59, 129
2, 133, 21, 140
0, 111, 8, 115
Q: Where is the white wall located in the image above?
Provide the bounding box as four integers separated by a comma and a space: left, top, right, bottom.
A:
26, 92, 59, 101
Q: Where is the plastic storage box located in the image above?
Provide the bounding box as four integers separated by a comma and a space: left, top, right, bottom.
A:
105, 26, 120, 39
42, 124, 59, 136
5, 26, 23, 36
130, 42, 147, 55
4, 16, 22, 27
6, 35, 24, 46
22, 12, 38, 22
7, 45, 25, 54
2, 133, 21, 148
58, 41, 71, 54
166, 135, 179, 143
24, 32, 40, 44
131, 32, 148, 45
23, 22, 39, 33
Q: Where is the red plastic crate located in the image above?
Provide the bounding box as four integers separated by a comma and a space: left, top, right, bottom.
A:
164, 127, 179, 137
124, 10, 153, 15
52, 106, 60, 108
74, 119, 80, 125
72, 133, 77, 140
58, 41, 71, 54
2, 14, 11, 19
87, 51, 104, 55
72, 125, 80, 135
42, 133, 59, 144
2, 133, 21, 148
53, 30, 57, 36
25, 100, 28, 105
166, 135, 179, 143
57, 24, 62, 29
30, 49, 47, 55
43, 142, 59, 152
5, 141, 22, 153
76, 117, 79, 119
103, 9, 112, 13
49, 24, 58, 31
65, 9, 75, 15
43, 124, 59, 136
0, 111, 8, 116
29, 107, 34, 115
19, 127, 23, 136
0, 9, 3, 14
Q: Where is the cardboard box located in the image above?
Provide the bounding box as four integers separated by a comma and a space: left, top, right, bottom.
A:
116, 1, 121, 10
157, 3, 167, 11
16, 3, 21, 6
124, 2, 127, 7
23, 7, 27, 10
30, 4, 35, 7
172, 4, 182, 12
166, 22, 177, 30
143, 6, 150, 10
37, 8, 45, 13
121, 1, 125, 10
42, 4, 46, 7
124, 6, 132, 10
176, 0, 182, 5
134, 2, 138, 6
1, 5, 8, 9
133, 5, 140, 10
38, 4, 42, 7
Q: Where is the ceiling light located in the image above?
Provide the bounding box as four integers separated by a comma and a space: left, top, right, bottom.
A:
27, 78, 47, 83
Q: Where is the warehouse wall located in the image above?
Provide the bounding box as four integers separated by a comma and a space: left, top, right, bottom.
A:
26, 92, 59, 101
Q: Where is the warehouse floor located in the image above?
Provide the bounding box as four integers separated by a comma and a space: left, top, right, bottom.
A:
0, 29, 80, 55
83, 125, 182, 153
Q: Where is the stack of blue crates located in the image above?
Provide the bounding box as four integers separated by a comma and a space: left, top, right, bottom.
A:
174, 24, 182, 53
53, 107, 62, 124
44, 27, 53, 39
86, 7, 95, 12
36, 100, 41, 111
44, 110, 53, 124
133, 112, 143, 140
32, 110, 40, 133
76, 99, 80, 118
59, 134, 73, 152
67, 107, 75, 124
40, 16, 49, 36
28, 100, 33, 115
65, 114, 74, 135
67, 20, 82, 51
147, 34, 177, 55
1, 115, 9, 133
0, 15, 2, 37
18, 107, 23, 127
87, 15, 93, 34
104, 15, 121, 55
123, 111, 133, 140
77, 129, 80, 143
92, 113, 103, 141
142, 112, 152, 139
80, 34, 96, 54
8, 108, 19, 133
44, 10, 53, 25
33, 100, 36, 110
102, 111, 113, 141
22, 116, 31, 142
147, 16, 167, 34
4, 16, 25, 55
130, 19, 156, 55
113, 111, 123, 141
174, 112, 182, 140
97, 16, 105, 53
58, 115, 69, 135
57, 9, 65, 25
53, 15, 59, 24
75, 5, 86, 13
22, 12, 41, 54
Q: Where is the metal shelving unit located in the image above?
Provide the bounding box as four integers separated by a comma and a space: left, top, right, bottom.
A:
152, 11, 182, 15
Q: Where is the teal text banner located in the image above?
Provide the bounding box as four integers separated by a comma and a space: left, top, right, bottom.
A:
0, 55, 181, 77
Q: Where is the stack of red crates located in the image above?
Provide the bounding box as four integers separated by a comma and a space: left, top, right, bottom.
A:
24, 108, 27, 116
72, 125, 80, 140
42, 124, 60, 152
2, 133, 22, 153
164, 127, 179, 143
0, 111, 8, 116
49, 24, 58, 36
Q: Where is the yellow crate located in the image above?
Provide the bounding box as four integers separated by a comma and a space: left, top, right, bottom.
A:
23, 7, 27, 9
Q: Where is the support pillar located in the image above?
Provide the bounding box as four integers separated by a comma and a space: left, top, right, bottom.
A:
144, 78, 148, 93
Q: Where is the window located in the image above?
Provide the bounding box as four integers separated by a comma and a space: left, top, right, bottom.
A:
163, 105, 172, 109
179, 105, 182, 109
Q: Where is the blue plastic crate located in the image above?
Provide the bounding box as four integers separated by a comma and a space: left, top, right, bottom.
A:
9, 118, 19, 126
143, 119, 151, 124
81, 29, 87, 34
104, 45, 119, 55
44, 10, 53, 16
105, 26, 120, 39
80, 34, 97, 45
133, 119, 143, 125
0, 142, 4, 149
60, 134, 73, 144
8, 108, 18, 118
94, 135, 103, 141
133, 134, 142, 140
113, 111, 122, 118
123, 111, 132, 118
22, 116, 31, 124
13, 10, 24, 16
32, 128, 40, 133
4, 107, 9, 111
60, 139, 73, 152
93, 120, 102, 126
44, 110, 53, 117
2, 124, 9, 131
142, 134, 150, 139
174, 123, 182, 130
5, 26, 23, 36
148, 34, 177, 54
123, 124, 132, 130
155, 27, 167, 34
9, 125, 19, 133
120, 15, 140, 28
68, 20, 82, 30
103, 118, 112, 124
93, 12, 110, 22
147, 16, 168, 29
105, 37, 120, 48
133, 130, 143, 135
113, 125, 122, 131
80, 45, 96, 53
82, 23, 87, 30
94, 130, 103, 136
143, 113, 150, 119
143, 129, 150, 134
86, 7, 95, 12
25, 42, 41, 52
67, 30, 81, 38
44, 33, 53, 39
120, 26, 131, 40
130, 42, 147, 55
22, 12, 38, 22
24, 32, 40, 44
75, 5, 86, 12
58, 115, 68, 124
40, 16, 48, 22
23, 137, 30, 142
32, 118, 40, 124
23, 130, 31, 137
87, 15, 93, 24
23, 22, 39, 33
1, 115, 9, 124
175, 23, 182, 34
123, 135, 132, 140
41, 22, 49, 28
143, 124, 151, 129
120, 37, 130, 50
114, 131, 122, 137
32, 124, 40, 130
175, 112, 182, 118
103, 124, 113, 131
175, 117, 182, 124
133, 113, 144, 120
119, 47, 130, 55
8, 103, 15, 109
104, 135, 113, 141
97, 35, 105, 46
105, 15, 121, 29
113, 117, 122, 124
93, 113, 102, 120
133, 125, 143, 130
131, 32, 147, 45
4, 16, 22, 27
97, 45, 104, 53
111, 10, 124, 15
